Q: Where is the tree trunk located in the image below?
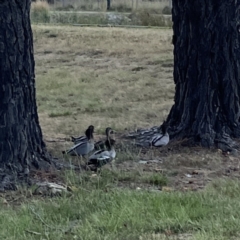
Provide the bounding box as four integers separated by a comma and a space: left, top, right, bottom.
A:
107, 0, 111, 10
167, 0, 240, 150
0, 0, 53, 190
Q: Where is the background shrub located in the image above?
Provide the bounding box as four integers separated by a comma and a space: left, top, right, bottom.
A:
31, 0, 50, 23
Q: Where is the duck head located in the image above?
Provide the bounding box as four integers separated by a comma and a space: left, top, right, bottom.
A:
105, 127, 114, 137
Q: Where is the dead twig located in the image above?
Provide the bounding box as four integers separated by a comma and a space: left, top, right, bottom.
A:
29, 206, 60, 230
25, 229, 41, 235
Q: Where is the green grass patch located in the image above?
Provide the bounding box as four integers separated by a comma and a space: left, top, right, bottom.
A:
1, 179, 240, 239
48, 111, 72, 118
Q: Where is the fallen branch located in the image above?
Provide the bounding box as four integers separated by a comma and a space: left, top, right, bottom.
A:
25, 229, 41, 235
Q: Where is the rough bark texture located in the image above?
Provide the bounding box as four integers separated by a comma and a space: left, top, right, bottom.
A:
168, 0, 240, 150
0, 0, 52, 190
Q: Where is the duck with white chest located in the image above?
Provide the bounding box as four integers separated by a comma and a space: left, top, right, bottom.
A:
150, 121, 169, 147
94, 127, 115, 150
87, 128, 116, 168
135, 121, 169, 147
62, 125, 95, 156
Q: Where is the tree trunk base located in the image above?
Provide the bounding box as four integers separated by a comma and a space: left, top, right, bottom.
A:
168, 125, 239, 152
0, 155, 57, 191
0, 155, 89, 191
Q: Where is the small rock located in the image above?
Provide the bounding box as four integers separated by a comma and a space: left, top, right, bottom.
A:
162, 187, 174, 192
91, 174, 98, 178
139, 160, 148, 164
185, 174, 192, 178
1, 198, 8, 205
34, 182, 67, 196
136, 187, 141, 190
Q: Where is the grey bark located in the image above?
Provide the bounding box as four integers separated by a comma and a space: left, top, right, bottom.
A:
167, 0, 240, 150
0, 0, 52, 190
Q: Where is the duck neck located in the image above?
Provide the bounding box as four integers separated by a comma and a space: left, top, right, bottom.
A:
105, 137, 113, 150
161, 125, 168, 136
86, 130, 94, 141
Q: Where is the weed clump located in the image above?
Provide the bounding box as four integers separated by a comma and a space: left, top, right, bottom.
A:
31, 0, 50, 23
132, 10, 169, 27
162, 6, 172, 15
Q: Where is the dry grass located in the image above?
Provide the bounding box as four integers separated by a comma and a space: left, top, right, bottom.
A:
33, 25, 174, 143
1, 24, 240, 240
31, 0, 50, 23
32, 25, 238, 193
31, 0, 172, 26
52, 0, 170, 12
32, 24, 240, 197
31, 0, 50, 11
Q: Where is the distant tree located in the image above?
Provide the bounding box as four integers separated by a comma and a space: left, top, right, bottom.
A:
167, 0, 240, 151
107, 0, 111, 10
0, 0, 53, 190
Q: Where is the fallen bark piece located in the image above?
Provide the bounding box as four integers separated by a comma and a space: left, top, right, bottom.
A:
34, 182, 67, 196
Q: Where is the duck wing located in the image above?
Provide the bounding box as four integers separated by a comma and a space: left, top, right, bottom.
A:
88, 149, 112, 167
94, 140, 105, 150
71, 135, 88, 144
63, 141, 93, 156
151, 134, 169, 147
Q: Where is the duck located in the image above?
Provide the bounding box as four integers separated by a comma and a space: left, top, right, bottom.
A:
70, 125, 94, 144
94, 127, 115, 150
87, 130, 116, 168
150, 121, 169, 147
62, 126, 94, 156
135, 121, 169, 147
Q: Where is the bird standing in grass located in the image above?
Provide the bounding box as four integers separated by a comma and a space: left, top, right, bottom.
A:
94, 127, 115, 150
62, 125, 94, 156
87, 127, 116, 169
150, 121, 169, 147
134, 121, 170, 147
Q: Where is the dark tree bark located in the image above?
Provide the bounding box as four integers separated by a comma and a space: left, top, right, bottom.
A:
107, 0, 111, 11
0, 0, 53, 190
167, 0, 240, 150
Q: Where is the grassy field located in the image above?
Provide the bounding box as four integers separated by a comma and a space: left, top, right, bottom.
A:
33, 25, 174, 141
1, 25, 240, 239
